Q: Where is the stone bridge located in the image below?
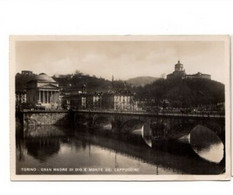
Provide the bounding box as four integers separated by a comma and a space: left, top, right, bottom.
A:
72, 110, 225, 142
18, 110, 225, 142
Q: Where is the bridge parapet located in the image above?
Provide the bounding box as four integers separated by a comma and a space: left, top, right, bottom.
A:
73, 109, 225, 119
73, 110, 225, 142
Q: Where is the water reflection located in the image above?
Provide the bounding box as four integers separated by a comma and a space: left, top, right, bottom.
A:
190, 125, 224, 163
26, 138, 60, 162
131, 122, 224, 164
16, 123, 225, 175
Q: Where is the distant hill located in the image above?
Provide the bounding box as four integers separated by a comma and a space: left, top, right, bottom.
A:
133, 78, 224, 107
126, 76, 159, 87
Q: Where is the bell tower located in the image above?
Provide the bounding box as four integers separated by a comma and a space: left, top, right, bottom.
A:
175, 60, 184, 72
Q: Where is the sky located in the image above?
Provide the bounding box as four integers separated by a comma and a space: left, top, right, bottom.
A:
16, 40, 226, 83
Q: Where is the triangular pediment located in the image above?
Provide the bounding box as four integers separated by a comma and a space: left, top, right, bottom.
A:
38, 83, 59, 89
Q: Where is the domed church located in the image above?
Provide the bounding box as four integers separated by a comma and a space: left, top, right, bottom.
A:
167, 61, 211, 80
26, 73, 60, 109
167, 61, 186, 79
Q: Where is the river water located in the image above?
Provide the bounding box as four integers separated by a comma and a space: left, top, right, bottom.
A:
16, 124, 225, 175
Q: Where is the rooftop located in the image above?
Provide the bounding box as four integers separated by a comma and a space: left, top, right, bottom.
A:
35, 73, 56, 83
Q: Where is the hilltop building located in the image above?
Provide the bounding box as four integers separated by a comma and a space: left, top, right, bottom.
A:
26, 73, 60, 109
167, 61, 186, 79
185, 72, 211, 80
167, 61, 211, 80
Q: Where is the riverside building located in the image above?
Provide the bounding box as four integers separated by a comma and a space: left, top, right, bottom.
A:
26, 73, 60, 109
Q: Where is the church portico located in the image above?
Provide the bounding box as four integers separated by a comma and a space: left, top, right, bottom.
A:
38, 89, 60, 108
27, 73, 60, 109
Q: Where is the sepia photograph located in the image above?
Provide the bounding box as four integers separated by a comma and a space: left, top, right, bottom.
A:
10, 35, 231, 180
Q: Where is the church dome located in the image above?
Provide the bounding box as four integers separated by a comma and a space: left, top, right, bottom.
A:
35, 73, 56, 82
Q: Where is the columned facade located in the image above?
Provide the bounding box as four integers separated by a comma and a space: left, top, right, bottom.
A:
38, 90, 57, 104
27, 73, 60, 109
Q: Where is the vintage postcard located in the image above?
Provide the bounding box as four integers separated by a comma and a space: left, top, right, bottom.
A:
10, 35, 231, 180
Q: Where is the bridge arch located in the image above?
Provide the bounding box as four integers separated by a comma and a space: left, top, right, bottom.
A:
92, 114, 114, 130
73, 111, 225, 142
120, 118, 145, 134
74, 114, 92, 128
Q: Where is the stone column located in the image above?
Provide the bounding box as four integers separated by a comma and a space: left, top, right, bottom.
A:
38, 91, 41, 103
43, 91, 46, 103
42, 91, 44, 103
45, 91, 48, 103
48, 91, 50, 103
48, 91, 49, 103
52, 91, 55, 103
50, 91, 53, 103
40, 91, 42, 103
48, 91, 51, 103
52, 91, 54, 103
47, 91, 49, 103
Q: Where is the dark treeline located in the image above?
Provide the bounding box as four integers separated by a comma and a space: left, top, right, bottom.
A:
133, 78, 224, 107
15, 71, 224, 107
15, 72, 36, 91
53, 72, 132, 93
15, 71, 132, 93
